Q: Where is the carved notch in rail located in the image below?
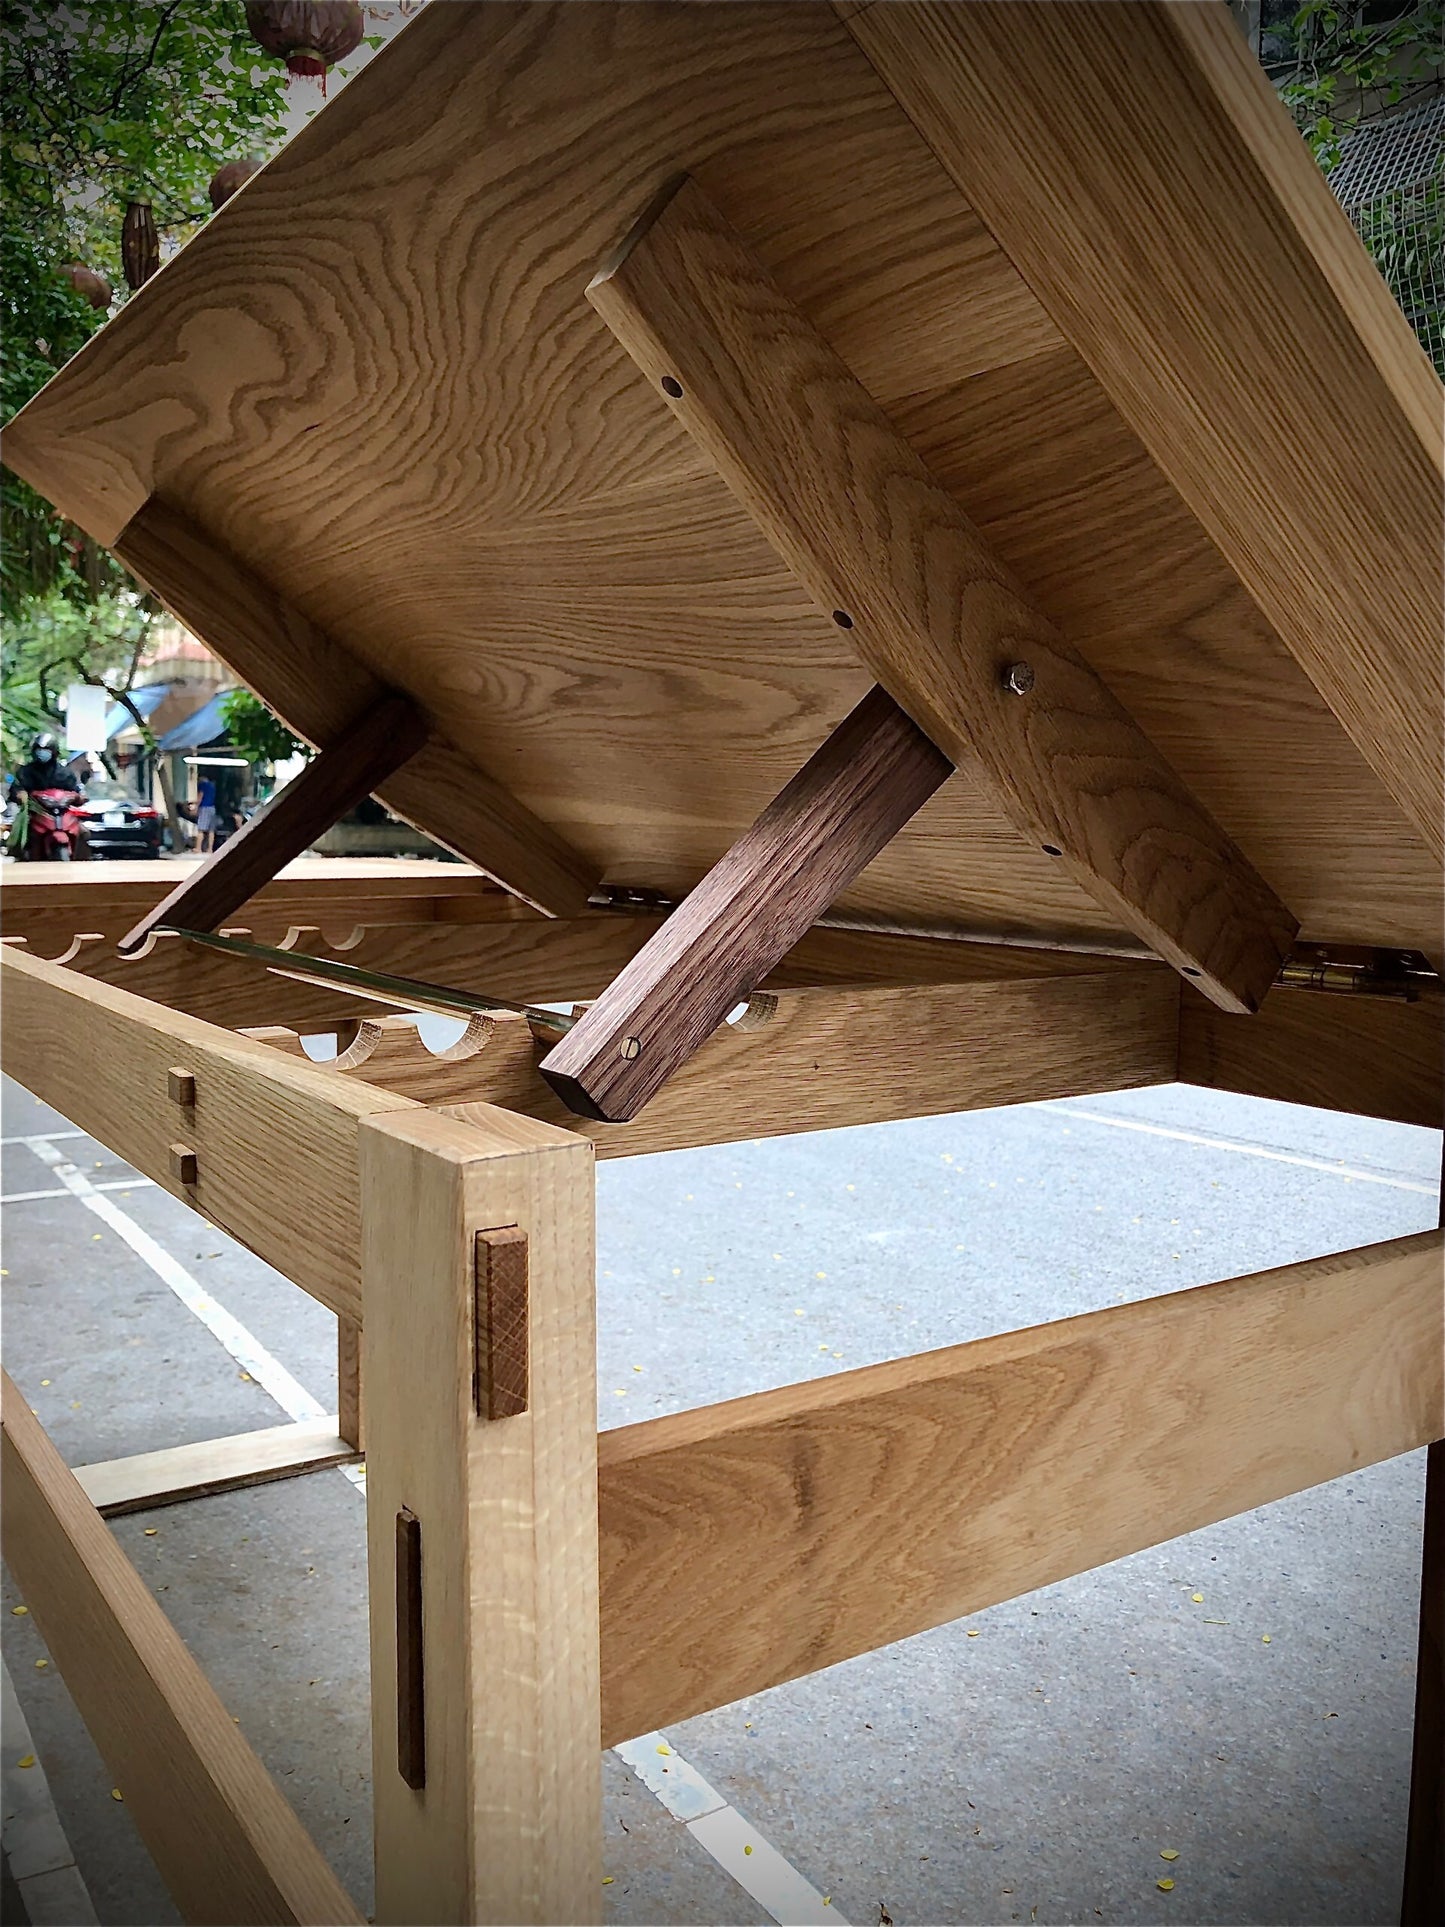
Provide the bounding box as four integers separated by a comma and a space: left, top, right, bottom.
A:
585, 174, 1298, 1018
119, 693, 429, 954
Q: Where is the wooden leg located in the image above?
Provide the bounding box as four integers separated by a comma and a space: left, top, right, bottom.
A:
360, 1108, 600, 1926
337, 1315, 364, 1452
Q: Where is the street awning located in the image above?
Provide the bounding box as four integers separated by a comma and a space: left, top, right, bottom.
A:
104, 682, 171, 739
154, 687, 237, 753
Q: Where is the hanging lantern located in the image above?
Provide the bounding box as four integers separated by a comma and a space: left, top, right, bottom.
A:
121, 199, 159, 291
58, 263, 112, 311
209, 156, 262, 211
244, 3, 364, 84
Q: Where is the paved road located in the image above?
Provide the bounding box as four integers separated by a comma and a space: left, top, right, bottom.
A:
1, 1066, 1437, 1925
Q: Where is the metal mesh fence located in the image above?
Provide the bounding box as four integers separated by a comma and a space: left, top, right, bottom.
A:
1329, 97, 1445, 374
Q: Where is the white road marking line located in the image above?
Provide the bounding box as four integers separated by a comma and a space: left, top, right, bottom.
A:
1, 1662, 100, 1926
2, 1177, 156, 1205
1056, 1107, 1439, 1193
25, 1135, 370, 1496
615, 1733, 846, 1925
23, 1136, 831, 1918
1, 1129, 87, 1146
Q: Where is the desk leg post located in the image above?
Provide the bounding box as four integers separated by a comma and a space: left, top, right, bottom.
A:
360, 1109, 601, 1925
337, 1315, 364, 1452
1403, 1440, 1445, 1922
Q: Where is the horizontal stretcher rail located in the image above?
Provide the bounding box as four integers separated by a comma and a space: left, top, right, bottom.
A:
0, 1370, 363, 1926
596, 1228, 1445, 1743
0, 942, 425, 1322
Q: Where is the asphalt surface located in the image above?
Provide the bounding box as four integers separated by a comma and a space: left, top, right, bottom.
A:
0, 1065, 1438, 1927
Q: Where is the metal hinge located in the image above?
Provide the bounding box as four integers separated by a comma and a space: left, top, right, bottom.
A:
1275, 944, 1440, 1000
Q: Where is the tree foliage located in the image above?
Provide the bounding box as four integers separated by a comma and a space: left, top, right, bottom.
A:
218, 686, 309, 767
1274, 1, 1444, 167
1, 3, 292, 619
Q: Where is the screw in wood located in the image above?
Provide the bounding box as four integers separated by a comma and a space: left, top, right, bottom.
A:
1002, 661, 1036, 696
618, 1036, 642, 1060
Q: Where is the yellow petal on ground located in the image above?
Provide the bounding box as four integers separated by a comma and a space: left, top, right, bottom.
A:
144, 1528, 158, 1537
238, 1372, 252, 1382
966, 1629, 980, 1638
744, 1846, 753, 1856
1262, 1634, 1272, 1643
1191, 1592, 1204, 1603
35, 1660, 47, 1670
1157, 1878, 1175, 1892
1160, 1849, 1179, 1861
656, 1742, 671, 1756
40, 1379, 50, 1387
11, 1606, 28, 1616
91, 1233, 102, 1240
17, 1755, 35, 1769
602, 1877, 614, 1885
111, 1788, 123, 1801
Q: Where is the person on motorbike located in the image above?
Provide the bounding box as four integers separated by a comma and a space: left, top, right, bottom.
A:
7, 733, 82, 806
6, 733, 85, 860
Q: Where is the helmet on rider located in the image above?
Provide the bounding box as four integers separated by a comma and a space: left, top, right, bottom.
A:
30, 733, 58, 765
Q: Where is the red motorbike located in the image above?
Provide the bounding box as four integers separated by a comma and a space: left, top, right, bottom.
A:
17, 787, 87, 861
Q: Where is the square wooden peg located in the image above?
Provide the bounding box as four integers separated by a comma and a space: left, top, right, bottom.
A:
169, 1143, 198, 1186
474, 1227, 529, 1420
168, 1067, 196, 1106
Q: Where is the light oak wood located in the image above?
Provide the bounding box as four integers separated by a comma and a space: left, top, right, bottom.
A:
1181, 985, 1443, 1130
361, 1108, 601, 1925
250, 962, 1181, 1155
842, 0, 1445, 862
119, 694, 430, 951
73, 1418, 358, 1516
114, 499, 598, 918
541, 685, 952, 1119
0, 856, 530, 953
588, 174, 1297, 1012
0, 1372, 364, 1925
0, 943, 421, 1320
337, 1318, 364, 1451
596, 1229, 1445, 1743
11, 916, 1130, 1036
6, 2, 1435, 954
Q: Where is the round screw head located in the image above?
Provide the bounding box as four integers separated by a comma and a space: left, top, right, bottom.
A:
619, 1036, 642, 1061
1002, 661, 1035, 696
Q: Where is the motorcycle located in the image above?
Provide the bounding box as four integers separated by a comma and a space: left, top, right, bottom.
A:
14, 787, 87, 861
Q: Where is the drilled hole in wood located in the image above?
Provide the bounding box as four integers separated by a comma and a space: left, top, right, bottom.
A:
660, 375, 683, 398
1182, 967, 1202, 977
1042, 844, 1063, 857
831, 610, 854, 629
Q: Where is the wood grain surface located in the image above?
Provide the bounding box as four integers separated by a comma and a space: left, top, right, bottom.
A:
1, 1373, 364, 1925
541, 685, 951, 1118
588, 174, 1297, 1013
843, 0, 1444, 861
0, 943, 420, 1320
361, 1108, 600, 1925
72, 1419, 357, 1517
3, 2, 1435, 952
596, 1228, 1444, 1742
114, 501, 598, 918
119, 692, 430, 950
1180, 985, 1444, 1129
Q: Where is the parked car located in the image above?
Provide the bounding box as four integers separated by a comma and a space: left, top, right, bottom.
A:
77, 779, 163, 859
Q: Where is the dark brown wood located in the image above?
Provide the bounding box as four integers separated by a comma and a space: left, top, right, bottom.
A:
118, 692, 429, 952
539, 685, 952, 1121
395, 1507, 426, 1792
474, 1227, 530, 1421
1402, 1138, 1445, 1922
167, 1066, 196, 1106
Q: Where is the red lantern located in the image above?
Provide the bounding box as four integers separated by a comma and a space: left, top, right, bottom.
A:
209, 157, 261, 211
244, 3, 364, 82
121, 199, 159, 291
59, 263, 112, 311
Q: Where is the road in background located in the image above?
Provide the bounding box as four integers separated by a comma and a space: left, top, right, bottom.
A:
1, 1068, 1437, 1926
